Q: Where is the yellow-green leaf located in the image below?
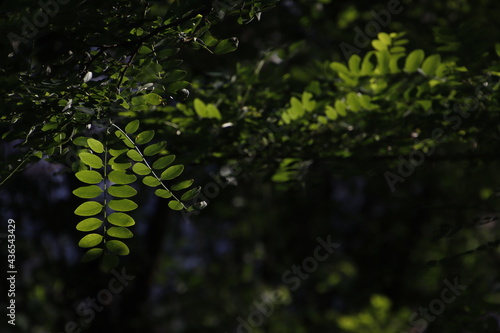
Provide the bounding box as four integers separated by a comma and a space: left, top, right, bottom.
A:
79, 152, 103, 168
106, 240, 130, 256
75, 170, 103, 184
108, 199, 138, 212
87, 138, 104, 153
73, 185, 103, 199
78, 233, 103, 248
74, 201, 103, 216
107, 227, 133, 239
108, 170, 137, 185
107, 212, 135, 227
76, 218, 103, 231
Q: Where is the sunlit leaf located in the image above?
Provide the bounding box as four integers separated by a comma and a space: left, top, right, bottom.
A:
107, 212, 135, 227
74, 201, 103, 216
76, 218, 103, 231
108, 170, 137, 185
79, 152, 103, 168
135, 130, 155, 145
132, 162, 151, 175
125, 120, 140, 134
108, 199, 138, 212
73, 185, 103, 199
108, 185, 137, 198
78, 233, 103, 248
76, 170, 103, 184
87, 138, 104, 153
107, 227, 133, 239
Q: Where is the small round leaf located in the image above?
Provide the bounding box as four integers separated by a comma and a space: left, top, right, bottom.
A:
152, 155, 175, 169
76, 170, 103, 184
107, 212, 135, 227
82, 248, 103, 262
87, 138, 104, 153
107, 227, 133, 239
76, 218, 103, 231
79, 152, 104, 168
106, 240, 130, 256
108, 185, 137, 198
125, 120, 140, 134
78, 233, 103, 248
73, 185, 103, 199
74, 201, 103, 216
108, 199, 138, 212
108, 170, 137, 185
135, 130, 155, 145
161, 165, 184, 180
144, 141, 167, 156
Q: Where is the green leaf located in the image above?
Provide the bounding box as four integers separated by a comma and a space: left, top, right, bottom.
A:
109, 148, 128, 157
132, 163, 151, 175
372, 40, 387, 51
161, 165, 184, 180
375, 50, 389, 74
78, 233, 103, 248
144, 141, 167, 156
330, 62, 349, 74
325, 105, 338, 120
171, 179, 194, 191
108, 170, 137, 185
155, 189, 172, 198
206, 104, 222, 120
107, 227, 133, 239
135, 130, 155, 145
335, 100, 347, 116
106, 240, 130, 256
107, 212, 135, 227
214, 37, 239, 54
152, 155, 176, 169
301, 91, 316, 112
76, 170, 103, 184
348, 54, 361, 74
127, 149, 143, 162
82, 248, 103, 262
76, 218, 103, 232
73, 137, 89, 146
74, 201, 103, 216
346, 92, 361, 112
168, 200, 184, 211
181, 187, 201, 201
125, 120, 140, 134
378, 32, 392, 45
194, 98, 207, 118
108, 199, 138, 212
421, 54, 441, 76
108, 185, 137, 198
87, 138, 104, 153
115, 131, 135, 148
79, 152, 104, 168
404, 49, 425, 73
73, 185, 103, 199
144, 93, 162, 105
108, 156, 132, 170
143, 176, 161, 187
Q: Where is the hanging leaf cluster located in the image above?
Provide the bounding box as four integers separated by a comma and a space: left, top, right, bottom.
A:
72, 120, 202, 268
